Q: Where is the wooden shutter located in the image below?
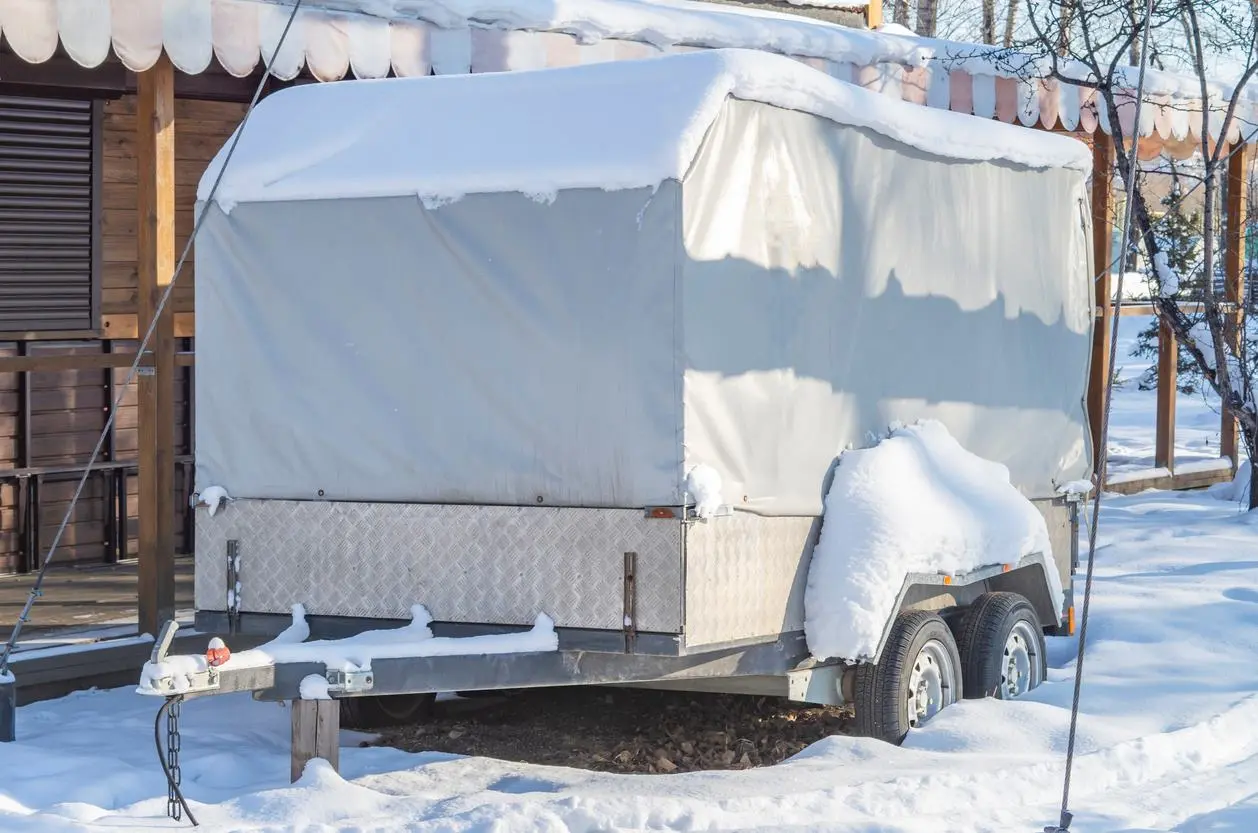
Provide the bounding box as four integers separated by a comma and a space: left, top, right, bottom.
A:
0, 96, 95, 332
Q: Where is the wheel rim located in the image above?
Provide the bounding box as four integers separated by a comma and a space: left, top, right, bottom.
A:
1001, 620, 1041, 698
906, 639, 957, 727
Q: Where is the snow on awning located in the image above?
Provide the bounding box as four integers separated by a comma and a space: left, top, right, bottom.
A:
5, 0, 1253, 158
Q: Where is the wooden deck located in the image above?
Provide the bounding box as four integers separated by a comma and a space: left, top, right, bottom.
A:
1, 558, 201, 706
0, 557, 193, 642
1105, 460, 1236, 496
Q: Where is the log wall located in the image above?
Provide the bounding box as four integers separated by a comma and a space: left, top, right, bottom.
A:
0, 94, 244, 574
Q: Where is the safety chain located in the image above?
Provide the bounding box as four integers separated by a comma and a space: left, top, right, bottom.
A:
167, 697, 183, 822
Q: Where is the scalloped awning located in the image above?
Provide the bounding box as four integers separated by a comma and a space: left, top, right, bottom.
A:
2, 0, 1250, 159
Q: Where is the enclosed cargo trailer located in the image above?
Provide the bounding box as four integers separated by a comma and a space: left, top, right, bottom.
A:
141, 48, 1094, 747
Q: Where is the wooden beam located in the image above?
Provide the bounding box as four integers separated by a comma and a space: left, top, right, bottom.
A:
0, 329, 103, 342
136, 55, 177, 637
865, 0, 883, 28
0, 352, 193, 373
1113, 302, 1234, 317
1155, 318, 1177, 470
1105, 461, 1234, 495
101, 313, 195, 339
1088, 133, 1115, 473
291, 699, 340, 782
1222, 144, 1249, 468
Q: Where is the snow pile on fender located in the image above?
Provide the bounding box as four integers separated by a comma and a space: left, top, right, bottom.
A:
805, 420, 1060, 662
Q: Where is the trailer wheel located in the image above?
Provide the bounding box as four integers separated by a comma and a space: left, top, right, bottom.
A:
956, 592, 1046, 700
340, 693, 436, 730
853, 611, 962, 744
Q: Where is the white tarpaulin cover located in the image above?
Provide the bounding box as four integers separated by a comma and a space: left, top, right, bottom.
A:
195, 48, 1094, 516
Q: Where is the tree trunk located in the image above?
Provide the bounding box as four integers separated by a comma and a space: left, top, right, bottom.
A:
1056, 0, 1074, 56
1128, 0, 1140, 65
893, 0, 909, 26
1248, 433, 1258, 509
915, 0, 938, 37
1003, 0, 1019, 47
982, 0, 997, 44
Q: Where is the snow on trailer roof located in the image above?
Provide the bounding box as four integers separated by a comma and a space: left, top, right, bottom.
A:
202, 48, 1091, 211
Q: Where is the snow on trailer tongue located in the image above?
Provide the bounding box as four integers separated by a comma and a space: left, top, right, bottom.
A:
804, 420, 1062, 662
138, 604, 558, 697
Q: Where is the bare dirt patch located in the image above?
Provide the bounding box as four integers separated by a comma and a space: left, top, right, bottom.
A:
370, 686, 853, 774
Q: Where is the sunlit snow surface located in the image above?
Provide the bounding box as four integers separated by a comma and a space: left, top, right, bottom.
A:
4, 316, 1256, 832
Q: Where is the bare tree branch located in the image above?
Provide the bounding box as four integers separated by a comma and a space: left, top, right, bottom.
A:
1020, 0, 1258, 500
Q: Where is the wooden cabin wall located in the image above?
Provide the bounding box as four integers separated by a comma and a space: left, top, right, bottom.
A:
102, 96, 245, 320
0, 94, 245, 574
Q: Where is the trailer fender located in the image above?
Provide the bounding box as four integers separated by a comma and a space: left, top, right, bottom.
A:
863, 552, 1064, 666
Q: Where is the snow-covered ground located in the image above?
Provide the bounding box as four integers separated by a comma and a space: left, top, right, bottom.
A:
3, 323, 1256, 832
4, 484, 1258, 831
1109, 315, 1228, 476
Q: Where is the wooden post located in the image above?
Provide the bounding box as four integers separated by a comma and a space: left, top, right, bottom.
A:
865, 0, 883, 29
1155, 318, 1177, 470
1088, 133, 1115, 474
137, 55, 177, 637
0, 673, 14, 742
1223, 144, 1249, 468
291, 699, 340, 782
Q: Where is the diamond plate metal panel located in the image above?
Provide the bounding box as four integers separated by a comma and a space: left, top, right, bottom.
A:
683, 513, 819, 649
196, 501, 682, 632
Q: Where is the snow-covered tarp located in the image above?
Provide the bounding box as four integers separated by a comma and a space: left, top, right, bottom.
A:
138, 605, 557, 696
805, 420, 1064, 662
196, 47, 1093, 514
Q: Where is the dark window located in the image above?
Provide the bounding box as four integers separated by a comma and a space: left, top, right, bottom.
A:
0, 95, 97, 332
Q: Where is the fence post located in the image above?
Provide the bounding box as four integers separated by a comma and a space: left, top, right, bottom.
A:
0, 672, 15, 742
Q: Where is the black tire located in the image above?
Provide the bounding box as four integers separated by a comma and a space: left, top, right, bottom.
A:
956, 592, 1046, 700
339, 693, 436, 730
853, 611, 963, 745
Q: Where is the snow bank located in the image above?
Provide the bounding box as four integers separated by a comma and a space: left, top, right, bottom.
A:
139, 604, 557, 695
1210, 460, 1252, 504
805, 420, 1060, 662
203, 48, 1090, 211
785, 0, 868, 7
